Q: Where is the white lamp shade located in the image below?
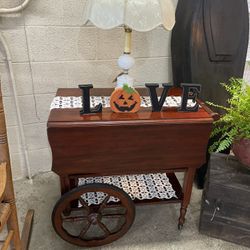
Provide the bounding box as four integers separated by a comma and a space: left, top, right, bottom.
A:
83, 0, 176, 32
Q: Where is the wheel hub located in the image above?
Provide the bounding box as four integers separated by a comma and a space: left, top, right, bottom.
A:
88, 213, 100, 224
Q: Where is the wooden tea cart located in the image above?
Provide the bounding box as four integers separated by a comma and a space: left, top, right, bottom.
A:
47, 87, 217, 247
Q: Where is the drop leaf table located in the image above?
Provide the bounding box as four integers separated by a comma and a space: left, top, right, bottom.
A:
47, 87, 217, 247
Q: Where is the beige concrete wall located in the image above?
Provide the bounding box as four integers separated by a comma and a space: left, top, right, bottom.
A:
0, 0, 249, 180
0, 0, 177, 179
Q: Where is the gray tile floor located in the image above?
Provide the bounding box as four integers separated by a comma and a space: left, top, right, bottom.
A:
14, 172, 248, 250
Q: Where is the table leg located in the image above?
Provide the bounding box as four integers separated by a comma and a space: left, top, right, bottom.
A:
60, 175, 78, 195
60, 176, 71, 195
59, 176, 72, 216
178, 167, 196, 229
60, 176, 79, 215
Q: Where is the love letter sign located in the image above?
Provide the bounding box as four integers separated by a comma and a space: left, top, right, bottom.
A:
79, 83, 201, 115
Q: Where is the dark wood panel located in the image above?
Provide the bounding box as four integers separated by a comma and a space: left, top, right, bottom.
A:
48, 123, 212, 176
201, 186, 250, 229
207, 154, 250, 186
205, 183, 250, 208
204, 0, 245, 61
171, 0, 249, 109
199, 154, 250, 247
204, 154, 250, 207
200, 213, 250, 247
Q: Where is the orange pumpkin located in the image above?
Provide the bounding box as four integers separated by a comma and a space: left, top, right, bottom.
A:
110, 84, 141, 113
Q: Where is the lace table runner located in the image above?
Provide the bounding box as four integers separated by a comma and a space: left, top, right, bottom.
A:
78, 173, 178, 205
50, 96, 198, 110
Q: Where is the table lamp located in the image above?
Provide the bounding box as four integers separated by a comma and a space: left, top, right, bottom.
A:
83, 0, 176, 113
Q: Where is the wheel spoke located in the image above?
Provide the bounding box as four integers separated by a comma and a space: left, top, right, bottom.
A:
79, 222, 91, 239
101, 205, 126, 215
63, 215, 88, 222
97, 219, 111, 236
102, 213, 125, 219
98, 195, 110, 212
79, 197, 90, 212
102, 204, 124, 209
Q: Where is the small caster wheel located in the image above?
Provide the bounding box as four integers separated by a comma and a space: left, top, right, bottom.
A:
52, 183, 135, 247
178, 223, 183, 230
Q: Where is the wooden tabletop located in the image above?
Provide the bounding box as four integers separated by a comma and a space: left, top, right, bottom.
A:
48, 88, 218, 127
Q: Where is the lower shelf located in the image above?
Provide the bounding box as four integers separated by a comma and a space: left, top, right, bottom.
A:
134, 174, 183, 205
77, 173, 183, 206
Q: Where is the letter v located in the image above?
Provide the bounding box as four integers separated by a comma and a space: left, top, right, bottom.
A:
145, 83, 172, 112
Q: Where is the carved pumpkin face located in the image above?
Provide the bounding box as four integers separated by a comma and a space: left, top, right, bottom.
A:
110, 85, 141, 113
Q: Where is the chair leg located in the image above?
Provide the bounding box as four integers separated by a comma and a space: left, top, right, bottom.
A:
2, 230, 14, 250
0, 81, 34, 250
21, 209, 34, 250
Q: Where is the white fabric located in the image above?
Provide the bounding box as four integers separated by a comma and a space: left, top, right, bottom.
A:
83, 0, 176, 31
50, 96, 199, 109
78, 173, 177, 205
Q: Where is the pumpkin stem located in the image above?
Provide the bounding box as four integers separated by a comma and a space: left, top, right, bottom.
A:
123, 84, 135, 94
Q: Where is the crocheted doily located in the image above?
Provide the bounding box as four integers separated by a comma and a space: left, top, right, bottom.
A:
50, 96, 198, 109
78, 173, 177, 205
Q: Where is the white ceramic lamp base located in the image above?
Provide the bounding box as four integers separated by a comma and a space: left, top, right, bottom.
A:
117, 74, 134, 88
116, 54, 135, 88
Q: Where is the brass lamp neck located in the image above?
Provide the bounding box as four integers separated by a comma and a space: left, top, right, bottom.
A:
124, 26, 132, 54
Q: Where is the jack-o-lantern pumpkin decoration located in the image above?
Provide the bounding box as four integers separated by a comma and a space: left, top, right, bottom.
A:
110, 84, 141, 113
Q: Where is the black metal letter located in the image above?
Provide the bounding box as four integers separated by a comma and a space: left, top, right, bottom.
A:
79, 84, 102, 115
180, 83, 201, 112
145, 83, 172, 112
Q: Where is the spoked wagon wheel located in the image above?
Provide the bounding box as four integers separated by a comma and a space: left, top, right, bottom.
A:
52, 183, 135, 247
